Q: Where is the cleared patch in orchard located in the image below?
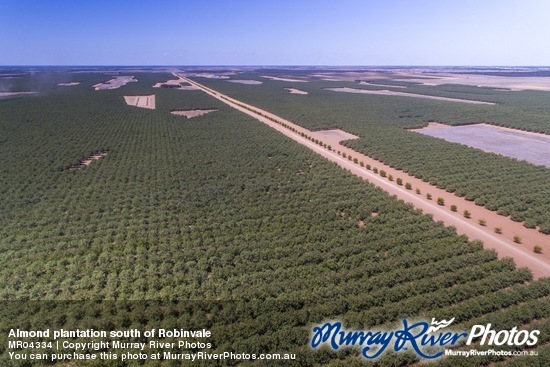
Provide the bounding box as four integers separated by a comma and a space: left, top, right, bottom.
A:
124, 95, 155, 109
93, 76, 137, 90
227, 80, 263, 85
285, 88, 308, 95
153, 78, 199, 90
69, 150, 108, 171
309, 129, 359, 146
411, 122, 550, 167
171, 109, 218, 119
0, 91, 35, 97
325, 87, 496, 105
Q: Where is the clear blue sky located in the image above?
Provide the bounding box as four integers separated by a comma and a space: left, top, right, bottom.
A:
1, 0, 549, 66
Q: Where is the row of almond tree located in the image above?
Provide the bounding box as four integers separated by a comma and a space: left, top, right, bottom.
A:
0, 72, 547, 366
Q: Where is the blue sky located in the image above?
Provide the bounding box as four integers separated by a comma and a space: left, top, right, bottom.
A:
1, 0, 549, 66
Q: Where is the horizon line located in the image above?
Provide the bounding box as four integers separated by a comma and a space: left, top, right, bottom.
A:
2, 65, 550, 68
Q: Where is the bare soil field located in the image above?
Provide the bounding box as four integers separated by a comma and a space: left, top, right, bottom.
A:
153, 77, 200, 90
182, 76, 550, 278
227, 80, 263, 85
124, 95, 155, 109
190, 73, 230, 79
358, 81, 407, 89
309, 129, 359, 146
170, 109, 217, 118
326, 87, 496, 105
311, 71, 393, 81
262, 76, 308, 82
57, 82, 80, 86
395, 73, 550, 91
0, 91, 35, 97
285, 88, 308, 95
93, 76, 137, 90
412, 122, 550, 167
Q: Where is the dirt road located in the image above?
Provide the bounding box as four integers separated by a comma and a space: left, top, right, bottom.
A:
181, 75, 550, 279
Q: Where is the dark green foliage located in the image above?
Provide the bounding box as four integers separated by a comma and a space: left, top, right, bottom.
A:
0, 71, 548, 366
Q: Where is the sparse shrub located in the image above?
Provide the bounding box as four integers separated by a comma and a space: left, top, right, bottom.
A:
373, 167, 378, 173
463, 210, 471, 218
478, 218, 487, 226
396, 178, 403, 186
426, 193, 432, 200
534, 245, 542, 254
380, 170, 387, 178
437, 197, 445, 206
450, 204, 457, 212
342, 152, 347, 158
494, 227, 502, 234
513, 235, 521, 244
360, 161, 364, 167
415, 188, 421, 194
405, 183, 412, 190
366, 164, 371, 170
388, 174, 393, 181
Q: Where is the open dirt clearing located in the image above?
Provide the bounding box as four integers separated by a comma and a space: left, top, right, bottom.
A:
412, 123, 550, 167
153, 76, 200, 90
124, 95, 155, 109
358, 81, 407, 89
69, 151, 108, 171
311, 71, 395, 82
326, 87, 496, 105
309, 129, 359, 146
181, 76, 550, 279
395, 73, 550, 91
285, 88, 308, 95
227, 80, 263, 85
170, 109, 217, 118
262, 76, 308, 82
93, 76, 137, 90
0, 91, 35, 97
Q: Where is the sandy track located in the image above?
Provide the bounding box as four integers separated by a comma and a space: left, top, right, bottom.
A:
181, 76, 550, 279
